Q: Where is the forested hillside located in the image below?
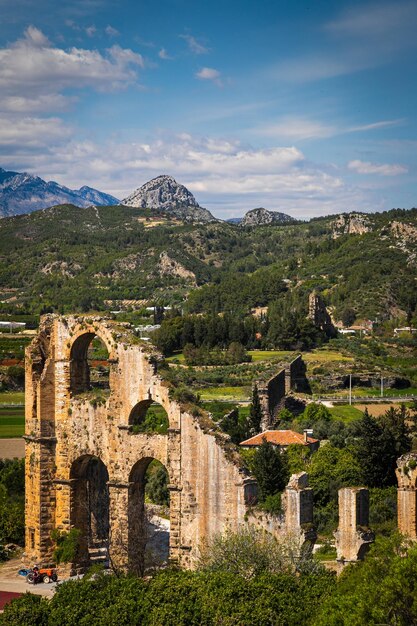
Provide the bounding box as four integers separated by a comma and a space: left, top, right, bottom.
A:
0, 204, 416, 325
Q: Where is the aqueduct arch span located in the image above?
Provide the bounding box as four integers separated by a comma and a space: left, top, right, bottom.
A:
25, 314, 256, 571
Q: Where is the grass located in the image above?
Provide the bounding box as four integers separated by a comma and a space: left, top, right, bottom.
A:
199, 386, 250, 401
328, 405, 364, 422
0, 406, 24, 438
319, 386, 417, 399
247, 350, 293, 362
166, 350, 294, 364
0, 391, 24, 404
165, 352, 185, 363
302, 349, 354, 363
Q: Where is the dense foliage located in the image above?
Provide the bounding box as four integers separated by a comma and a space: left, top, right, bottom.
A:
0, 567, 334, 626
1, 205, 416, 329
5, 534, 417, 626
0, 458, 24, 553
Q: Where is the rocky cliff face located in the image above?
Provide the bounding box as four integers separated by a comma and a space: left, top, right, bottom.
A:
122, 175, 216, 223
332, 213, 372, 237
240, 207, 294, 227
0, 168, 119, 217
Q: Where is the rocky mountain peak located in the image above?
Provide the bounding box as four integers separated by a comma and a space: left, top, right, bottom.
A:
122, 174, 216, 223
240, 207, 294, 227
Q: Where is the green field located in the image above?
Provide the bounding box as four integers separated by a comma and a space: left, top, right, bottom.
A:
0, 391, 25, 438
0, 391, 25, 404
199, 386, 250, 401
0, 405, 25, 438
328, 405, 364, 422
247, 350, 293, 362
303, 350, 354, 363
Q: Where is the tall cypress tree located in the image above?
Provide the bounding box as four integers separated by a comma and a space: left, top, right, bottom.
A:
248, 384, 263, 435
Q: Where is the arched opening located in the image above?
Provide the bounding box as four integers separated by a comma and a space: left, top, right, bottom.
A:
70, 333, 110, 397
70, 455, 110, 568
128, 457, 170, 575
129, 399, 169, 434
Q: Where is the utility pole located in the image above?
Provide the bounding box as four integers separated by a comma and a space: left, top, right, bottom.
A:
349, 374, 352, 405
381, 376, 384, 398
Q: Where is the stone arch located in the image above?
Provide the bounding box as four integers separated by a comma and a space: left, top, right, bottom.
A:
69, 330, 113, 395
128, 456, 171, 575
70, 454, 110, 568
128, 399, 170, 434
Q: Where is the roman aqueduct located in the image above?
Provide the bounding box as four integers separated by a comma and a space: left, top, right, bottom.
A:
24, 314, 417, 573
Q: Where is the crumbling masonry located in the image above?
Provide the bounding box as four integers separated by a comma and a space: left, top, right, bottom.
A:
396, 453, 417, 539
25, 315, 314, 574
334, 487, 374, 562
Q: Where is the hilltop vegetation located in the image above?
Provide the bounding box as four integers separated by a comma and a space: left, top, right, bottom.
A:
0, 205, 416, 326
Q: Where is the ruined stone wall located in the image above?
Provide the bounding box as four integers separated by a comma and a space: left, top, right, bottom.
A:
396, 453, 417, 540
308, 292, 337, 337
257, 355, 307, 430
257, 369, 286, 430
25, 315, 256, 571
248, 472, 315, 550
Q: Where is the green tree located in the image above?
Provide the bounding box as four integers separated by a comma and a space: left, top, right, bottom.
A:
308, 444, 362, 508
145, 461, 169, 506
252, 438, 289, 501
353, 408, 411, 487
313, 535, 417, 626
248, 384, 263, 435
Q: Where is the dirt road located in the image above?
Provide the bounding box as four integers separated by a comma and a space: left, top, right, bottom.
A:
0, 438, 24, 459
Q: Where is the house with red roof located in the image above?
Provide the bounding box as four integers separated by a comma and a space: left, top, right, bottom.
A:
240, 429, 319, 452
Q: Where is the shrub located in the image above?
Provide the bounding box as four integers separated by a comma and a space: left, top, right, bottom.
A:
51, 528, 81, 564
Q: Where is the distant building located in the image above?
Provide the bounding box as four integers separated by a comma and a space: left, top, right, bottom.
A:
240, 429, 319, 452
394, 327, 417, 336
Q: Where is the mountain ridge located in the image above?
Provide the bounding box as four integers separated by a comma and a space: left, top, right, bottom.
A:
0, 167, 120, 218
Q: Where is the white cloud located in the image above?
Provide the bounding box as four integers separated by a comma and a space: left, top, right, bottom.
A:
158, 48, 172, 60
0, 94, 74, 114
196, 67, 222, 86
257, 117, 336, 140
348, 119, 404, 133
269, 56, 364, 83
0, 116, 71, 148
105, 25, 119, 37
255, 116, 405, 141
196, 67, 220, 80
3, 132, 364, 218
348, 160, 408, 176
85, 25, 96, 37
179, 34, 209, 54
0, 26, 144, 108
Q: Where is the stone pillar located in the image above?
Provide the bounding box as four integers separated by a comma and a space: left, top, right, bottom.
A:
54, 478, 76, 533
167, 425, 182, 565
334, 487, 374, 562
24, 437, 57, 564
283, 472, 316, 550
396, 453, 417, 539
284, 472, 314, 530
108, 481, 130, 572
256, 384, 271, 431
168, 485, 182, 565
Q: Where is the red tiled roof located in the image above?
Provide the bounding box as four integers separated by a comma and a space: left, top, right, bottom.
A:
240, 430, 318, 447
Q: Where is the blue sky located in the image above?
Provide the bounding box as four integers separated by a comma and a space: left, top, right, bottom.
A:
0, 0, 416, 218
